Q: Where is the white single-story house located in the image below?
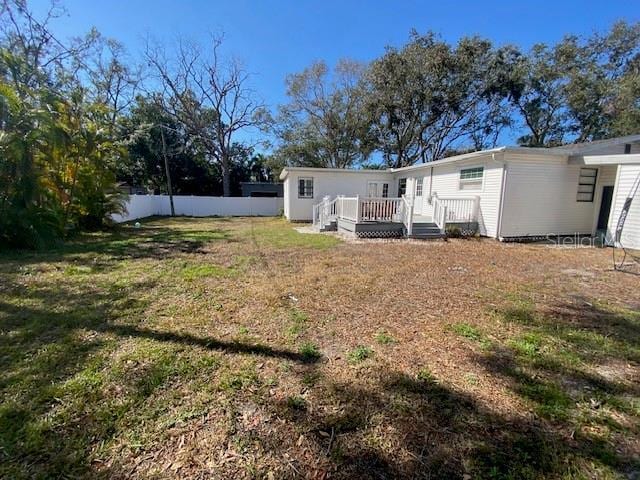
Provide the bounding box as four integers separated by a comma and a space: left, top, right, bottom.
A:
279, 134, 640, 249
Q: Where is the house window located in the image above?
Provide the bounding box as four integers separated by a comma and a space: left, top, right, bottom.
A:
459, 167, 484, 190
298, 177, 313, 198
398, 178, 407, 196
577, 168, 598, 202
368, 181, 389, 197
415, 177, 423, 196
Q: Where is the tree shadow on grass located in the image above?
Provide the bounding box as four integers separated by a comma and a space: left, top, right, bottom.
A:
256, 366, 629, 479
0, 223, 235, 267
0, 278, 314, 478
103, 324, 320, 364
0, 274, 156, 478
237, 295, 640, 479
467, 296, 640, 478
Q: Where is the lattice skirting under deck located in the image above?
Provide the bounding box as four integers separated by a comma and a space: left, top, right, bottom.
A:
356, 230, 403, 239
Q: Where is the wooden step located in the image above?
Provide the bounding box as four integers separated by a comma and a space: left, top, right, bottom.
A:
412, 222, 439, 228
319, 220, 337, 232
406, 220, 444, 239
408, 233, 445, 240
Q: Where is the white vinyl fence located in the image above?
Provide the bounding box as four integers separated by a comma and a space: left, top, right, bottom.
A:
112, 195, 284, 223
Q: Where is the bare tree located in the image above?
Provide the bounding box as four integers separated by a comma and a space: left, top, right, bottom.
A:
0, 0, 99, 94
88, 37, 142, 127
145, 35, 264, 196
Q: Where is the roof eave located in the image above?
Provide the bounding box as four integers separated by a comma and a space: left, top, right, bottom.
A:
569, 154, 640, 165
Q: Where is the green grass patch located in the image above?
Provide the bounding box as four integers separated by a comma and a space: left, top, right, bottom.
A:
508, 333, 543, 358
63, 265, 94, 276
298, 342, 321, 362
449, 322, 492, 349
450, 322, 482, 340
517, 379, 573, 420
374, 330, 395, 345
348, 345, 374, 364
218, 362, 259, 391
286, 308, 309, 339
286, 395, 307, 411
181, 263, 235, 280
251, 220, 341, 249
416, 367, 435, 383
464, 372, 479, 386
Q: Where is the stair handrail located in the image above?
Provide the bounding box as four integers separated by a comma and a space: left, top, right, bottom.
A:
401, 194, 414, 236
432, 194, 448, 234
324, 196, 338, 222
313, 196, 328, 227
312, 202, 320, 226
313, 196, 340, 228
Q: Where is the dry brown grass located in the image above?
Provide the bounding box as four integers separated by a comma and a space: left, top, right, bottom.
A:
1, 217, 638, 479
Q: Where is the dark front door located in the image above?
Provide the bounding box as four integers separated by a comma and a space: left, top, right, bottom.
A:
597, 186, 614, 230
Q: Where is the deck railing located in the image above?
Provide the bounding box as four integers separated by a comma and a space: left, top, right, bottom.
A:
336, 196, 407, 223
324, 197, 339, 222
433, 196, 480, 223
312, 202, 321, 226
338, 196, 359, 222
360, 197, 403, 222
317, 194, 481, 236
432, 196, 448, 233
316, 195, 416, 232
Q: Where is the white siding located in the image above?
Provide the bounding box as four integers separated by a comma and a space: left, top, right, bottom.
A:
284, 170, 395, 221
608, 165, 640, 250
500, 153, 604, 238
419, 154, 504, 237
283, 178, 290, 219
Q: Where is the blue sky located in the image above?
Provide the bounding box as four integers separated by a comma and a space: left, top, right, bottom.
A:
32, 0, 639, 147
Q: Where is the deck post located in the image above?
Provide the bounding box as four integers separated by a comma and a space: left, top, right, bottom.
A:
473, 196, 480, 222
355, 195, 361, 222
441, 206, 448, 234
408, 197, 414, 236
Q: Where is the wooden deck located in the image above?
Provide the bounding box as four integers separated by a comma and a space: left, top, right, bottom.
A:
313, 195, 480, 239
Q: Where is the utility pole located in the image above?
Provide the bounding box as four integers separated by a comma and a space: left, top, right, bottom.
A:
159, 126, 175, 216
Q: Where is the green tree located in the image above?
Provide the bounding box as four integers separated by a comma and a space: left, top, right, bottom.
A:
511, 21, 640, 146
364, 32, 511, 167
563, 21, 640, 140
120, 95, 219, 195
274, 59, 372, 168
0, 1, 126, 248
510, 44, 568, 147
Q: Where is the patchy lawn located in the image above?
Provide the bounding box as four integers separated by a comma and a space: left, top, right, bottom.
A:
0, 217, 638, 479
